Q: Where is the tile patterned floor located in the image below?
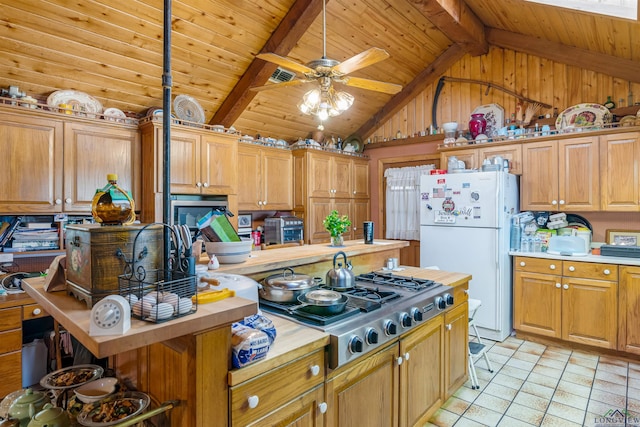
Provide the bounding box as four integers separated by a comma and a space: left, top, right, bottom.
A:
426, 336, 640, 427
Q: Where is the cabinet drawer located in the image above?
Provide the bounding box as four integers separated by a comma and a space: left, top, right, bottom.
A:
230, 349, 324, 426
0, 351, 22, 399
0, 329, 22, 354
563, 262, 618, 281
0, 307, 21, 331
514, 257, 562, 273
23, 303, 49, 320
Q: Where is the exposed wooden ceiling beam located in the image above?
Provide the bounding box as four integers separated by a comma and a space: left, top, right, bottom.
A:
409, 0, 488, 56
355, 44, 465, 139
209, 0, 326, 126
487, 28, 640, 84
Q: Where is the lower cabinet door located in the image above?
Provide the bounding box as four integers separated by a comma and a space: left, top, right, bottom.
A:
0, 351, 22, 398
324, 344, 399, 427
514, 271, 562, 338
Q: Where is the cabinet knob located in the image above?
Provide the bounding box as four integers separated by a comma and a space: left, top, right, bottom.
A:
353, 190, 356, 195
520, 261, 525, 267
550, 264, 556, 270
32, 308, 42, 316
604, 269, 611, 275
559, 200, 565, 205
555, 283, 561, 288
551, 200, 558, 205
397, 357, 403, 366
563, 284, 569, 290
55, 199, 62, 205
464, 289, 469, 295
446, 324, 452, 331
404, 352, 410, 361
310, 364, 320, 376
196, 182, 203, 188
203, 182, 209, 188
247, 395, 259, 409
65, 198, 72, 204
258, 201, 263, 206
318, 402, 328, 414
569, 266, 575, 272
262, 200, 267, 206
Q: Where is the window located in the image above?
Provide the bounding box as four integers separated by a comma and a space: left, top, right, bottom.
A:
526, 0, 637, 20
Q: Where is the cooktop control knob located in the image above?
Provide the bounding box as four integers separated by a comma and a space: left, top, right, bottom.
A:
384, 320, 398, 336
435, 296, 446, 310
365, 328, 379, 345
349, 336, 364, 354
444, 293, 454, 306
410, 307, 423, 322
400, 312, 412, 328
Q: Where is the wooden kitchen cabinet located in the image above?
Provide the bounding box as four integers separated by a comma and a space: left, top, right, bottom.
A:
293, 149, 370, 244
0, 108, 139, 215
324, 343, 399, 427
399, 315, 444, 427
618, 266, 640, 355
443, 301, 468, 397
440, 148, 478, 171
230, 349, 325, 426
521, 137, 599, 211
63, 121, 140, 212
237, 143, 292, 211
599, 132, 640, 211
514, 257, 618, 349
477, 144, 523, 175
0, 306, 22, 398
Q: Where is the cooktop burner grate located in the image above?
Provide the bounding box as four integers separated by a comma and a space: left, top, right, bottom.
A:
259, 299, 361, 326
355, 272, 441, 291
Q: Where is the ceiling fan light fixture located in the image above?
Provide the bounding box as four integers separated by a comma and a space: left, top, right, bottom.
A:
298, 86, 353, 119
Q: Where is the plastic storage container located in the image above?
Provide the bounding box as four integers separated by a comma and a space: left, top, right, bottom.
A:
547, 236, 588, 256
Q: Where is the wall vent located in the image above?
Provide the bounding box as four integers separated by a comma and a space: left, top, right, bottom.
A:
269, 67, 296, 83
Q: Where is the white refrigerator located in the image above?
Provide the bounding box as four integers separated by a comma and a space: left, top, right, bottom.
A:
419, 171, 518, 341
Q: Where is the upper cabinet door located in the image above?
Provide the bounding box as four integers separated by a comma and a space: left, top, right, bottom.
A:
262, 148, 292, 210
308, 152, 334, 198
64, 121, 140, 212
558, 136, 600, 211
169, 130, 200, 194
521, 141, 559, 210
351, 159, 370, 198
237, 144, 262, 210
200, 133, 238, 195
600, 132, 640, 211
332, 156, 352, 199
0, 112, 63, 213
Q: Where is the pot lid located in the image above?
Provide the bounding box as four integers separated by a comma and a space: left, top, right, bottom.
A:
31, 403, 66, 423
11, 389, 46, 406
264, 268, 317, 289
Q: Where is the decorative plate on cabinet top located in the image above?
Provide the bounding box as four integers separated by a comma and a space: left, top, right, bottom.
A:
173, 94, 205, 123
47, 90, 104, 116
472, 103, 504, 137
103, 107, 126, 122
556, 103, 609, 129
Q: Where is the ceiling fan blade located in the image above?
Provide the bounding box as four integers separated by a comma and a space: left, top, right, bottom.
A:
331, 47, 390, 75
256, 53, 314, 74
341, 76, 402, 95
250, 79, 311, 92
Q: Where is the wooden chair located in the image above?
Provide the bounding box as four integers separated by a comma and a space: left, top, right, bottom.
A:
261, 240, 304, 250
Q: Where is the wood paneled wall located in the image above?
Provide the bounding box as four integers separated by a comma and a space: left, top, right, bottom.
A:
370, 46, 640, 141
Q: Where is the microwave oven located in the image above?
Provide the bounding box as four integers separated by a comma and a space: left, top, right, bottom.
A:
170, 195, 229, 234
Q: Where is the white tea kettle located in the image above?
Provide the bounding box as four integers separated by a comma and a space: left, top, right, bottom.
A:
326, 251, 355, 290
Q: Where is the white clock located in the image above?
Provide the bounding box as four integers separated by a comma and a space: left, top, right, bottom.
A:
89, 295, 131, 336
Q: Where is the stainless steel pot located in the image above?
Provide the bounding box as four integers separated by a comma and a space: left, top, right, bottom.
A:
326, 251, 356, 289
259, 268, 321, 302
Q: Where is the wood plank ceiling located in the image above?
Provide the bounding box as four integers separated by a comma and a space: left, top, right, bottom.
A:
0, 0, 638, 142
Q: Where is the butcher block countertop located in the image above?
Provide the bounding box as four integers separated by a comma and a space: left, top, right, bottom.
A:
228, 265, 472, 385
202, 239, 409, 276
22, 276, 257, 359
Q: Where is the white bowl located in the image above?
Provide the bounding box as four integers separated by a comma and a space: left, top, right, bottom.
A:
74, 377, 118, 403
205, 239, 252, 264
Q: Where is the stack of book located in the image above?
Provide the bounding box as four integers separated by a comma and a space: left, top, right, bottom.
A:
1, 217, 60, 252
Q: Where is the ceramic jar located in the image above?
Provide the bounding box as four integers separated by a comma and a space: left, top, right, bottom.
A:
468, 113, 487, 140
7, 388, 48, 427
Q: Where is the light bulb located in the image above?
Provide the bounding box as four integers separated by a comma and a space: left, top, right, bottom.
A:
318, 109, 329, 121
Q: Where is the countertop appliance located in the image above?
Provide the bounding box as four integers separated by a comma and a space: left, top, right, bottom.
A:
259, 271, 454, 369
264, 216, 304, 245
419, 171, 518, 341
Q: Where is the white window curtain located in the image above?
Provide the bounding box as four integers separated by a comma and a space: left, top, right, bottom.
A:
384, 165, 434, 240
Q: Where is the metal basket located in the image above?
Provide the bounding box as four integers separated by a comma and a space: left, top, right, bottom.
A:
118, 223, 197, 323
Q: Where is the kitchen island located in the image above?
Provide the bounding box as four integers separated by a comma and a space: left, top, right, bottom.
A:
21, 239, 411, 426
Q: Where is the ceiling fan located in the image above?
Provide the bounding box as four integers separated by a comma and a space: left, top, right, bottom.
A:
251, 0, 402, 97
